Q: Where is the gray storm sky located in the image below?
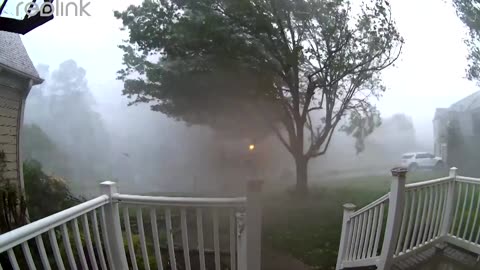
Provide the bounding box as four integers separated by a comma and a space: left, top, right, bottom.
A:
19, 0, 479, 142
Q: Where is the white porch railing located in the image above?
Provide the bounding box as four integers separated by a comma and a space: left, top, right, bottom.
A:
0, 180, 263, 270
336, 167, 480, 270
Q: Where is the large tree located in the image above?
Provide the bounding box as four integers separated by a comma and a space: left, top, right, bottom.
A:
25, 60, 112, 192
115, 0, 403, 194
454, 0, 480, 80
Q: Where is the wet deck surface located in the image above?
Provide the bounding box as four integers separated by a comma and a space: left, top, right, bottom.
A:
415, 254, 478, 270
393, 245, 479, 270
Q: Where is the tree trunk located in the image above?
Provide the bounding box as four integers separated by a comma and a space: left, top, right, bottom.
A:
295, 156, 309, 195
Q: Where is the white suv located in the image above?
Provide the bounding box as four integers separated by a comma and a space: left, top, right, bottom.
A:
401, 152, 444, 171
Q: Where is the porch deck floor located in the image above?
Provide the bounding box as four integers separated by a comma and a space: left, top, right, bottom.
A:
393, 245, 479, 270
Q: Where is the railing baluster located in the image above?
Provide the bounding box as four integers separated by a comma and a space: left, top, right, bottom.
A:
471, 184, 480, 243
91, 210, 108, 270
123, 207, 139, 270
180, 209, 191, 270
410, 188, 423, 249
35, 235, 51, 270
348, 216, 358, 260
165, 208, 177, 270
357, 215, 366, 259
72, 219, 88, 270
358, 211, 368, 259
463, 184, 476, 240
99, 206, 114, 269
372, 203, 384, 257
422, 186, 434, 244
416, 188, 429, 246
344, 218, 353, 261
150, 208, 164, 270
433, 184, 445, 239
396, 192, 410, 255
229, 209, 237, 270
450, 182, 462, 235
213, 209, 221, 270
457, 183, 469, 237
196, 208, 206, 270
476, 200, 480, 244
361, 210, 372, 259
403, 190, 416, 253
60, 224, 77, 270
367, 206, 378, 257
439, 183, 450, 237
8, 249, 20, 270
21, 242, 36, 270
48, 229, 65, 270
82, 214, 99, 270
428, 185, 439, 241
353, 215, 363, 260
137, 208, 151, 270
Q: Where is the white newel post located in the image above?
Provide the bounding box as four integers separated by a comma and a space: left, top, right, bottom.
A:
441, 167, 458, 236
246, 180, 263, 270
100, 181, 128, 270
378, 168, 407, 270
336, 203, 357, 270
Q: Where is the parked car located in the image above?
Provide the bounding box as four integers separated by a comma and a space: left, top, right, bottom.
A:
401, 152, 444, 171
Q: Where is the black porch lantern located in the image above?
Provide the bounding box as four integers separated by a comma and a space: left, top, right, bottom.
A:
0, 0, 54, 34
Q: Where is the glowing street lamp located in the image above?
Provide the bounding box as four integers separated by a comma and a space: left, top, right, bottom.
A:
249, 144, 255, 152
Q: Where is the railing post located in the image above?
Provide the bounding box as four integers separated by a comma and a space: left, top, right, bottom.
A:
336, 203, 357, 270
236, 212, 247, 270
441, 167, 458, 236
246, 180, 263, 270
378, 168, 407, 270
100, 181, 128, 270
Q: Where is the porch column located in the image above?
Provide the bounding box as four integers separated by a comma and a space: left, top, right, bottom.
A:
336, 203, 356, 270
441, 167, 458, 236
378, 167, 407, 270
246, 180, 263, 270
100, 181, 128, 270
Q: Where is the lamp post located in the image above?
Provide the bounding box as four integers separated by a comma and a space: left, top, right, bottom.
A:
243, 142, 263, 270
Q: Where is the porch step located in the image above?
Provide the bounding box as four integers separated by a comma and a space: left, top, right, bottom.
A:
392, 245, 480, 270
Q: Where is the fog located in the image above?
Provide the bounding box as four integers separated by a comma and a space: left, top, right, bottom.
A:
17, 0, 480, 196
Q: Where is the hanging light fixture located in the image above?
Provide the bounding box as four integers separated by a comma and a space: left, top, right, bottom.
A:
0, 0, 54, 34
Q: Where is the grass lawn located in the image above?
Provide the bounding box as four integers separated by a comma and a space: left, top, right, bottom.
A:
262, 170, 447, 270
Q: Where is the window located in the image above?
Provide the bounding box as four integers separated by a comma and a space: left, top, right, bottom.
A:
417, 153, 433, 158
473, 111, 480, 136
402, 154, 414, 159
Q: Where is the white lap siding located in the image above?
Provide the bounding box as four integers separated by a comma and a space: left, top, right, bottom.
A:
0, 71, 28, 191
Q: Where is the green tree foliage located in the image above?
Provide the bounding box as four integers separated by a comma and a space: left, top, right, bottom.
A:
341, 107, 382, 153
25, 60, 112, 193
22, 124, 71, 178
23, 159, 82, 221
115, 0, 403, 193
454, 0, 480, 80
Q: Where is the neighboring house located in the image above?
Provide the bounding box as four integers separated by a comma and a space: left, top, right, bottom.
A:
0, 31, 43, 193
434, 91, 480, 165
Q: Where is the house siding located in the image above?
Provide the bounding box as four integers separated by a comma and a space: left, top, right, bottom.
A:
0, 71, 29, 190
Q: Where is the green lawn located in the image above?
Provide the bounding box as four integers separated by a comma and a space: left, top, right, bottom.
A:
262, 170, 447, 270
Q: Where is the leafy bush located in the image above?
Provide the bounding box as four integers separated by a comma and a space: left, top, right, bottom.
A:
23, 159, 83, 221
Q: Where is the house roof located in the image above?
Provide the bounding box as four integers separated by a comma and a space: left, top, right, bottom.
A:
450, 91, 480, 112
433, 108, 449, 120
0, 31, 42, 84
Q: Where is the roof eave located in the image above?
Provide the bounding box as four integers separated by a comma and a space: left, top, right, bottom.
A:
0, 63, 43, 85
